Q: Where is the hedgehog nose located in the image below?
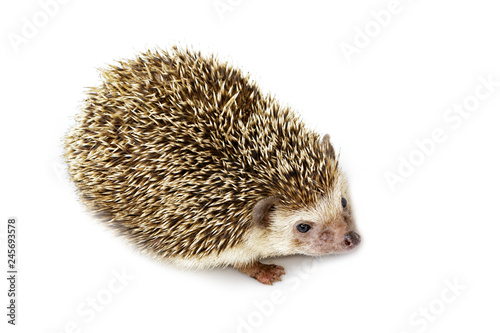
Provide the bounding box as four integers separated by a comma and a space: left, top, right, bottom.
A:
343, 231, 361, 249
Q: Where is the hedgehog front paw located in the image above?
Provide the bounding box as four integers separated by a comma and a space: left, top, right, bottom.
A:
237, 262, 286, 285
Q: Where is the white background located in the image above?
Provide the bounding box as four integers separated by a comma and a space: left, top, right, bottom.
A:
1, 0, 499, 332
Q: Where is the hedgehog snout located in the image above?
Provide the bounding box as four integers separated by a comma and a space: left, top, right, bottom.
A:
343, 231, 361, 250
319, 230, 333, 242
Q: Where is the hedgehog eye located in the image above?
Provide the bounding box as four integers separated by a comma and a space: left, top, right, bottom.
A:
297, 223, 311, 233
269, 205, 275, 212
341, 197, 347, 208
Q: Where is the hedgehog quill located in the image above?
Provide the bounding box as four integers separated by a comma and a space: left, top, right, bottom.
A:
64, 47, 361, 285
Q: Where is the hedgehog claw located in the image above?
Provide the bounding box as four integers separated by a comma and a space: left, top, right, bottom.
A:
237, 262, 286, 285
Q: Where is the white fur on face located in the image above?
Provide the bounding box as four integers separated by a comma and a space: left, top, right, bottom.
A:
262, 168, 357, 257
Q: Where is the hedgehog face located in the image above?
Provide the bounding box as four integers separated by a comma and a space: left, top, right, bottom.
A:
253, 169, 361, 257
291, 218, 360, 256
289, 170, 360, 256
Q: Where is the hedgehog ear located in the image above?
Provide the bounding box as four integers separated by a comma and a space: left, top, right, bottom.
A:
321, 134, 335, 159
252, 196, 281, 229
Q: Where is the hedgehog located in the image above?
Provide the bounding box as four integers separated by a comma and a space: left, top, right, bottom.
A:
64, 46, 361, 285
